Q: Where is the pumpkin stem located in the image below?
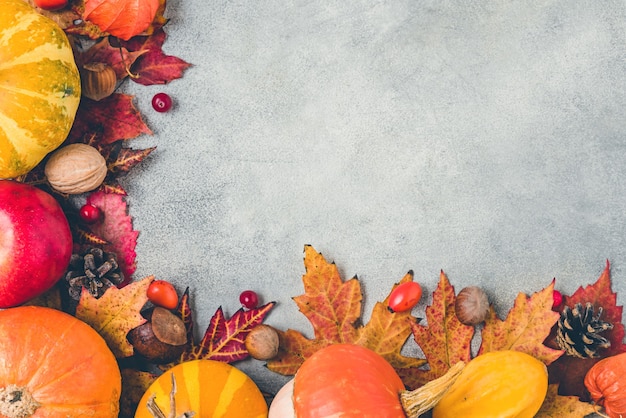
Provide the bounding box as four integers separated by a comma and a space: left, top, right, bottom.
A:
0, 385, 40, 418
145, 373, 196, 418
400, 361, 465, 418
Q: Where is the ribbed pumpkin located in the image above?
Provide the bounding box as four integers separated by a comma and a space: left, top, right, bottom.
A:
135, 360, 268, 418
0, 0, 81, 179
0, 306, 121, 417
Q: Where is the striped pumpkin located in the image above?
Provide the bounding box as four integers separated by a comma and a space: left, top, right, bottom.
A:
135, 360, 268, 418
0, 0, 80, 179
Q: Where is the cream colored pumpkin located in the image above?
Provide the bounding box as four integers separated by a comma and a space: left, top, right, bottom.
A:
0, 0, 81, 178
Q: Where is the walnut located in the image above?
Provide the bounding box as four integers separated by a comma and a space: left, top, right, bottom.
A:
44, 143, 107, 194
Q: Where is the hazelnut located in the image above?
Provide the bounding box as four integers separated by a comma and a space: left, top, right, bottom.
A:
44, 143, 107, 194
455, 286, 489, 325
127, 307, 187, 364
81, 62, 117, 101
245, 324, 280, 360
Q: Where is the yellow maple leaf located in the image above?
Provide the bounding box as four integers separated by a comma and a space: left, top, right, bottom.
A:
535, 384, 596, 417
479, 279, 563, 364
76, 275, 154, 358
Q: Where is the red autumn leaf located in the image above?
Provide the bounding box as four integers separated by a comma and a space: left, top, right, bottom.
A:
267, 246, 424, 383
69, 93, 152, 144
99, 183, 128, 195
546, 261, 626, 400
479, 279, 563, 365
172, 293, 275, 364
120, 28, 191, 85
407, 271, 474, 388
76, 37, 147, 80
85, 191, 138, 282
82, 0, 160, 41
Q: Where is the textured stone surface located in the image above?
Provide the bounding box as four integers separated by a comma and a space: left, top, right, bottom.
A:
124, 0, 626, 396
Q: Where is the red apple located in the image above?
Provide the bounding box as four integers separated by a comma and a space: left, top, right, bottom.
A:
0, 180, 72, 307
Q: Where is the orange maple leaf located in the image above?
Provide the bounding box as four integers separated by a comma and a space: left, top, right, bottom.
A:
407, 271, 474, 388
479, 279, 563, 365
75, 275, 153, 358
267, 245, 424, 379
536, 384, 596, 418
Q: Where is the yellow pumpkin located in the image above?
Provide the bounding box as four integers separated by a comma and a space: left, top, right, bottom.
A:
135, 360, 268, 418
432, 350, 548, 418
0, 0, 81, 179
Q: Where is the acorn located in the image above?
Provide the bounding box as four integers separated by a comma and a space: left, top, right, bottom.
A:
127, 307, 187, 364
455, 286, 490, 325
80, 62, 117, 101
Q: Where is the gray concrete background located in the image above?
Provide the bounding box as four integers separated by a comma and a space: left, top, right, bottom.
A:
122, 0, 626, 397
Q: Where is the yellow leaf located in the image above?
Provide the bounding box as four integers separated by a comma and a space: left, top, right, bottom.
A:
76, 275, 154, 358
535, 384, 596, 417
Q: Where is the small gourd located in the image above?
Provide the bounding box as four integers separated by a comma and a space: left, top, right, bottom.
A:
0, 0, 81, 178
134, 359, 268, 418
584, 352, 626, 418
45, 143, 107, 194
432, 350, 548, 418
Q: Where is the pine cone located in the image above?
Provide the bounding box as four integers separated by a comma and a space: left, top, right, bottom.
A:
64, 247, 124, 300
555, 302, 613, 358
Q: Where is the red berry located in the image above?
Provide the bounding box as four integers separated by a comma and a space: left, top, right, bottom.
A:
239, 290, 259, 309
34, 0, 68, 10
552, 290, 563, 309
79, 204, 101, 224
147, 280, 179, 310
388, 281, 422, 313
152, 93, 173, 112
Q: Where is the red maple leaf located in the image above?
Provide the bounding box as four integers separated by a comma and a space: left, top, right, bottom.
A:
84, 191, 139, 282
172, 289, 275, 364
68, 93, 152, 145
120, 28, 191, 85
546, 261, 626, 400
76, 37, 147, 80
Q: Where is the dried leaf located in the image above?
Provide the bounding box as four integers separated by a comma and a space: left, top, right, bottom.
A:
77, 37, 147, 80
535, 384, 596, 418
547, 261, 626, 400
479, 279, 563, 365
121, 28, 191, 85
355, 271, 426, 372
76, 276, 153, 358
407, 271, 474, 388
68, 93, 152, 145
120, 369, 157, 418
107, 146, 156, 175
85, 191, 139, 281
267, 245, 423, 383
174, 299, 275, 365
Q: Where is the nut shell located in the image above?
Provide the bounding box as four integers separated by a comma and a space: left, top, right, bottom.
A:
45, 143, 107, 194
455, 286, 489, 325
127, 307, 187, 364
245, 324, 279, 360
81, 62, 117, 101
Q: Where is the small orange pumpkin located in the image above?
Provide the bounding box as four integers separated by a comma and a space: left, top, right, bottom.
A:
135, 360, 268, 418
0, 306, 121, 417
584, 352, 626, 418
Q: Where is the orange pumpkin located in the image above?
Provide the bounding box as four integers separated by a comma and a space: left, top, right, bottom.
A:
135, 360, 268, 418
293, 344, 406, 418
0, 306, 121, 417
584, 352, 626, 418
